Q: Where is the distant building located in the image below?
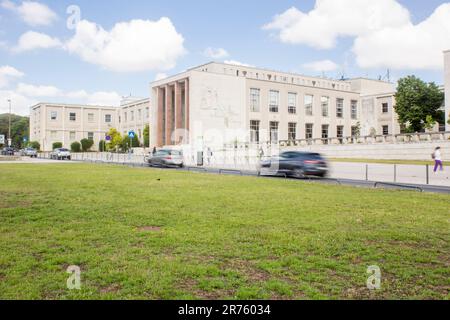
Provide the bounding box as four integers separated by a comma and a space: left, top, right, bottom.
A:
30, 98, 150, 151
150, 62, 398, 149
445, 50, 450, 131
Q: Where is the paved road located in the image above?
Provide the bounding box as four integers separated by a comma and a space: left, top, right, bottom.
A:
0, 157, 73, 164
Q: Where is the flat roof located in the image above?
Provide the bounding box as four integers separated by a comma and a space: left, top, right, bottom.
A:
30, 102, 120, 110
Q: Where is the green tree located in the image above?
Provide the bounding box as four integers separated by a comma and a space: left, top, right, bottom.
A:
52, 142, 63, 149
106, 128, 122, 152
395, 76, 444, 132
80, 138, 94, 152
121, 135, 140, 152
29, 141, 40, 151
0, 114, 29, 148
71, 141, 81, 152
143, 124, 150, 148
99, 140, 106, 152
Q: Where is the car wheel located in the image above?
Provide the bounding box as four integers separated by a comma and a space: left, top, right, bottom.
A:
293, 168, 305, 179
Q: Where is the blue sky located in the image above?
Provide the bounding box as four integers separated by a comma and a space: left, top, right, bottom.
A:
1, 0, 450, 115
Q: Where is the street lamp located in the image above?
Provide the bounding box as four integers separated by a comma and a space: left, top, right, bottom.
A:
7, 99, 11, 147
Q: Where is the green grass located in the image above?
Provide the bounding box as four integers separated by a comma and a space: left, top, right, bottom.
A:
0, 163, 449, 300
330, 158, 450, 166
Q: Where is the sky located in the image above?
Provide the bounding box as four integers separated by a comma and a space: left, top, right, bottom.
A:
1, 0, 450, 115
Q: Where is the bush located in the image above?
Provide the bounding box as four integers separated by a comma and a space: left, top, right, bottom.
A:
29, 141, 40, 151
121, 136, 140, 152
71, 141, 81, 153
99, 140, 106, 152
80, 139, 94, 152
52, 142, 63, 150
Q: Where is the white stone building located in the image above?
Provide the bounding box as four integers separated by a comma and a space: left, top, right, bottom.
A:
445, 50, 450, 131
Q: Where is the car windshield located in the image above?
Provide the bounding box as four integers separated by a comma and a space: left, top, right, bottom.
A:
59, 149, 69, 152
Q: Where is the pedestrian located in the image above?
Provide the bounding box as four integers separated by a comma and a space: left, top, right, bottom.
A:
432, 147, 443, 173
152, 146, 157, 156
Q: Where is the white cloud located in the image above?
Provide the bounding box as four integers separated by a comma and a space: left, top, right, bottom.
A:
86, 91, 122, 106
203, 47, 229, 59
16, 82, 61, 97
263, 0, 410, 49
66, 18, 186, 72
1, 0, 58, 26
0, 65, 24, 88
223, 60, 254, 67
154, 73, 168, 81
13, 31, 62, 52
302, 60, 339, 72
353, 3, 450, 70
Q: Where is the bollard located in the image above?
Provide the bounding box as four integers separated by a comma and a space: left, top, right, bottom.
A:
365, 164, 369, 181
394, 164, 397, 183
426, 164, 429, 185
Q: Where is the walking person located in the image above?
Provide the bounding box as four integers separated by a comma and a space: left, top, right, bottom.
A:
432, 147, 443, 173
152, 146, 157, 156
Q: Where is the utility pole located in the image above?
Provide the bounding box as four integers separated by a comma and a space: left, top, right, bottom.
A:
7, 99, 11, 147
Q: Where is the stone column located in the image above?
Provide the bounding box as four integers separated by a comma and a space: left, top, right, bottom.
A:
165, 84, 174, 146
175, 81, 183, 144
185, 78, 190, 143
157, 87, 165, 147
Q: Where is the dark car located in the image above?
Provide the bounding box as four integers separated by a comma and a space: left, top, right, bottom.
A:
146, 149, 184, 168
258, 151, 328, 178
1, 147, 15, 156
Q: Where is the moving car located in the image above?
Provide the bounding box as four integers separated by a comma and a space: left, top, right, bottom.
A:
1, 147, 15, 156
258, 151, 328, 178
50, 148, 71, 160
147, 149, 184, 168
22, 147, 38, 158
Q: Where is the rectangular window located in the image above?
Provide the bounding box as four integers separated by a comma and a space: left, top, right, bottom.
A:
336, 99, 344, 118
351, 100, 358, 120
88, 113, 94, 122
288, 93, 297, 114
124, 112, 127, 122
88, 132, 94, 141
305, 124, 313, 139
321, 96, 329, 117
145, 107, 149, 119
131, 111, 135, 121
50, 111, 57, 120
382, 103, 389, 113
105, 114, 112, 123
382, 125, 389, 135
269, 90, 279, 113
305, 95, 313, 116
351, 126, 359, 137
270, 121, 279, 143
70, 131, 76, 140
322, 125, 329, 140
138, 109, 142, 120
69, 112, 76, 121
337, 126, 344, 143
250, 120, 260, 143
288, 123, 297, 140
250, 88, 260, 112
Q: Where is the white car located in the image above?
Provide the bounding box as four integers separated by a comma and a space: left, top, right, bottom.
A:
22, 147, 38, 158
50, 148, 71, 160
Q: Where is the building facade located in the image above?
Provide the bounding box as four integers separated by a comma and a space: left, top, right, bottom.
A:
30, 98, 150, 151
150, 62, 397, 149
445, 50, 450, 131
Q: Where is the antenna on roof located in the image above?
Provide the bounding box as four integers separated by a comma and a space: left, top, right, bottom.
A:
380, 69, 391, 82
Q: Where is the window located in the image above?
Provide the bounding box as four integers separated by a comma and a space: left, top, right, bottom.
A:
351, 100, 358, 120
124, 112, 128, 122
250, 120, 260, 143
322, 125, 329, 141
145, 107, 149, 119
105, 114, 112, 123
88, 113, 94, 122
337, 126, 344, 143
131, 111, 135, 121
70, 131, 76, 140
138, 109, 142, 120
382, 103, 389, 113
69, 112, 76, 121
270, 121, 279, 143
305, 124, 313, 139
321, 97, 329, 117
305, 95, 313, 116
382, 125, 389, 136
288, 93, 297, 114
351, 126, 359, 138
288, 123, 297, 140
269, 90, 279, 113
250, 88, 260, 112
50, 111, 57, 120
336, 99, 344, 118
88, 132, 94, 141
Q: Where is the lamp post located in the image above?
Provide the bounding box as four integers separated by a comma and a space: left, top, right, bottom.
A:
7, 99, 11, 147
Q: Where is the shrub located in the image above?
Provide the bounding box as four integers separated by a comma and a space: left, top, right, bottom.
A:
29, 141, 40, 151
52, 142, 63, 150
80, 139, 94, 152
71, 141, 81, 153
99, 140, 106, 152
121, 136, 140, 152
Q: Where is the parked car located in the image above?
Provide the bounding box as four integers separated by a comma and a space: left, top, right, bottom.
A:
22, 147, 38, 158
258, 151, 328, 178
1, 147, 15, 156
50, 148, 71, 160
147, 149, 184, 168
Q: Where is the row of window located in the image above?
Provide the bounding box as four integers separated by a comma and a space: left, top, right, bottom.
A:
121, 108, 149, 123
250, 89, 359, 119
249, 120, 390, 143
50, 131, 95, 140
50, 111, 113, 123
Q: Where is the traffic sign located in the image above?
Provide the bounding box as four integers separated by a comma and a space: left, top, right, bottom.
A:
0, 135, 4, 145
23, 137, 28, 143
128, 131, 135, 139
105, 135, 112, 144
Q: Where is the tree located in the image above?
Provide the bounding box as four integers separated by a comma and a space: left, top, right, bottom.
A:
395, 76, 444, 132
29, 141, 40, 151
143, 124, 150, 148
71, 141, 81, 153
99, 140, 106, 152
52, 142, 63, 149
80, 138, 94, 152
106, 128, 122, 152
121, 135, 140, 152
0, 114, 29, 148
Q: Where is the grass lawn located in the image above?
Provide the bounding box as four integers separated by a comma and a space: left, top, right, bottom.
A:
0, 163, 449, 300
330, 158, 450, 166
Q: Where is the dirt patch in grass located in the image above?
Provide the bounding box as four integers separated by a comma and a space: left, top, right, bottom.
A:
178, 278, 235, 300
137, 226, 162, 232
0, 199, 32, 209
100, 283, 122, 294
